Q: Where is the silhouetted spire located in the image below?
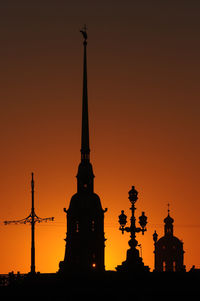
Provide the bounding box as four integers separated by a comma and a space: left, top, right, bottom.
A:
59, 28, 106, 273
77, 26, 94, 194
80, 25, 90, 161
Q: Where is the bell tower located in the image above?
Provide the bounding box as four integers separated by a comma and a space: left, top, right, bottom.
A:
153, 205, 185, 272
59, 27, 107, 273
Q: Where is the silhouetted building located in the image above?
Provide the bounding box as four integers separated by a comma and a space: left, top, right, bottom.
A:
59, 29, 107, 273
153, 207, 185, 272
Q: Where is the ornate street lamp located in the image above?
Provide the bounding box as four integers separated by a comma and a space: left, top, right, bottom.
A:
117, 186, 149, 272
119, 186, 147, 249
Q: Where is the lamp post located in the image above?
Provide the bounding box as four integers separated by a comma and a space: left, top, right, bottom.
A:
4, 173, 54, 275
117, 186, 149, 272
118, 186, 147, 250
153, 230, 158, 272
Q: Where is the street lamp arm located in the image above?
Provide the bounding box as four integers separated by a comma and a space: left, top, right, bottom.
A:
141, 228, 147, 235
4, 213, 32, 225
135, 227, 142, 233
119, 226, 131, 234
124, 226, 131, 232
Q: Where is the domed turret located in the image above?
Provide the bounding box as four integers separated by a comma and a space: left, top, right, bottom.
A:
153, 205, 185, 272
164, 204, 174, 236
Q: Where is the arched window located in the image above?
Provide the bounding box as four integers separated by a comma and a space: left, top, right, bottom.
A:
163, 261, 166, 272
173, 261, 176, 272
92, 253, 96, 268
75, 221, 79, 233
91, 220, 95, 232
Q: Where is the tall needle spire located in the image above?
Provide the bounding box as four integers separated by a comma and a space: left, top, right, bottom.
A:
59, 27, 106, 273
80, 25, 90, 161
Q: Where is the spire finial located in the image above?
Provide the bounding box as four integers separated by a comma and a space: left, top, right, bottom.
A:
80, 24, 88, 44
167, 203, 171, 215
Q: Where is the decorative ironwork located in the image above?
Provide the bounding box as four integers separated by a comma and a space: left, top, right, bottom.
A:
4, 173, 54, 274
118, 186, 147, 250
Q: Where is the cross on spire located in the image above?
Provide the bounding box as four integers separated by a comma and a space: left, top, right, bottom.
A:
167, 203, 170, 215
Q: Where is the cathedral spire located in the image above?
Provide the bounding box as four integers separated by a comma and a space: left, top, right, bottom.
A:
59, 28, 106, 273
77, 26, 94, 194
80, 25, 90, 161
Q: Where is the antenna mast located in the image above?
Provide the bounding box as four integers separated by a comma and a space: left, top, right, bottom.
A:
4, 173, 54, 274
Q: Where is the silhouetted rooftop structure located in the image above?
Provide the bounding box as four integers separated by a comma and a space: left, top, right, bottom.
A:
153, 205, 185, 272
59, 27, 107, 273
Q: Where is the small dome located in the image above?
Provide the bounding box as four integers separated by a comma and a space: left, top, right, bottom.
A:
156, 235, 183, 247
164, 213, 174, 225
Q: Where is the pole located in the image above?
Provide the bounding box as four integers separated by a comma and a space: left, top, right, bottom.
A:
129, 203, 138, 249
4, 173, 54, 274
31, 173, 35, 274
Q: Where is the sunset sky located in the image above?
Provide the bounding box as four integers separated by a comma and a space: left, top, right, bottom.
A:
0, 1, 200, 273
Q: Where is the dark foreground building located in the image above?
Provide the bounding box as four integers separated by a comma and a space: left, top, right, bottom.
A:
153, 207, 185, 272
1, 271, 199, 299
59, 29, 107, 273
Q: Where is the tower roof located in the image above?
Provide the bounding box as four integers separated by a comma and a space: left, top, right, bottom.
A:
68, 192, 103, 213
164, 204, 174, 225
164, 214, 174, 225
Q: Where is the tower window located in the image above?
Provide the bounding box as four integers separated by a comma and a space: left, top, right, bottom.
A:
75, 221, 79, 233
91, 220, 95, 232
84, 183, 87, 188
173, 261, 176, 272
163, 261, 166, 272
92, 252, 96, 268
166, 227, 173, 234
